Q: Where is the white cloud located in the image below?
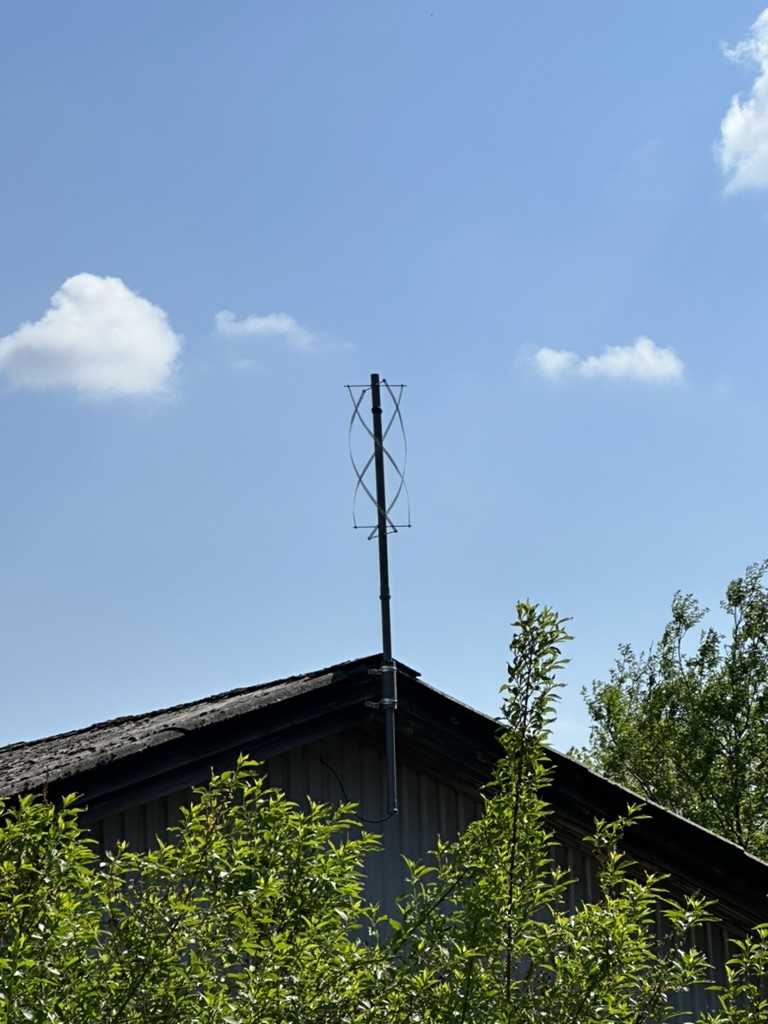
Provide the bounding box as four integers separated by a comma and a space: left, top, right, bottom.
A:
718, 9, 768, 192
534, 348, 579, 379
532, 337, 685, 383
214, 309, 315, 350
0, 274, 181, 398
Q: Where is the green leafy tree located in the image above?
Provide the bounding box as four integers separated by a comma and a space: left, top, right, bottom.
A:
1, 601, 765, 1021
374, 603, 714, 1022
577, 560, 768, 859
700, 923, 768, 1024
0, 772, 382, 1023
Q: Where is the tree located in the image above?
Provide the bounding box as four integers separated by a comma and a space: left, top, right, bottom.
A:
577, 560, 768, 859
0, 602, 763, 1022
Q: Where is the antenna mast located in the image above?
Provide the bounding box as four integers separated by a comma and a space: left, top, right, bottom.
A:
370, 374, 397, 814
347, 373, 410, 817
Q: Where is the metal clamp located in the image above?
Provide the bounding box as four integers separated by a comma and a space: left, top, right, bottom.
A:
365, 697, 398, 711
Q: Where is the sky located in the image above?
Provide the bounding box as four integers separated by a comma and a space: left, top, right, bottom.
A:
2, 2, 768, 752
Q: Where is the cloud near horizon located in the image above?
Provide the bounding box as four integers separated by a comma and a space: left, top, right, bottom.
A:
533, 336, 685, 383
214, 310, 316, 350
718, 8, 768, 192
0, 274, 181, 398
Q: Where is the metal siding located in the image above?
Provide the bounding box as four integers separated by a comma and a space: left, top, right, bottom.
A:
265, 749, 289, 795
418, 771, 439, 855
261, 733, 483, 913
84, 730, 753, 1019
99, 811, 125, 855
552, 838, 601, 909
666, 920, 738, 1016
122, 803, 146, 852
170, 786, 194, 821
551, 836, 743, 1017
145, 793, 168, 849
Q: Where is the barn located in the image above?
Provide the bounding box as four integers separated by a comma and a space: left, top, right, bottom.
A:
2, 652, 766, 1018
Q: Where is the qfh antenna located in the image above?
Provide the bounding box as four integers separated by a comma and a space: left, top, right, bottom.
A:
346, 374, 410, 817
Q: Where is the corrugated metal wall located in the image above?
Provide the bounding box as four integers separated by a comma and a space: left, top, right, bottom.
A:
551, 840, 740, 1017
97, 785, 194, 854
90, 729, 746, 1019
266, 732, 483, 911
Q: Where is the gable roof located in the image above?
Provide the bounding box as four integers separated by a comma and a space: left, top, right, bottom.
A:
0, 655, 395, 807
2, 653, 768, 930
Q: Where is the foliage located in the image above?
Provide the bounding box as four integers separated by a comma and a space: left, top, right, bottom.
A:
0, 774, 380, 1023
577, 560, 768, 858
370, 603, 715, 1022
1, 600, 766, 1021
700, 924, 768, 1024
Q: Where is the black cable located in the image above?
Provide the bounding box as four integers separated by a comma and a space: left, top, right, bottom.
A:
320, 756, 395, 825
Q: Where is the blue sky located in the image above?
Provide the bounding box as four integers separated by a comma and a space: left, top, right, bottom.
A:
2, 2, 768, 751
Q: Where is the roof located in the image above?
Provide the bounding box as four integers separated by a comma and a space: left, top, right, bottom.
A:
2, 653, 768, 929
0, 655, 395, 806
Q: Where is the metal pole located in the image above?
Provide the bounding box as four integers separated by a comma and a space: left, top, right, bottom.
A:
370, 373, 398, 815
